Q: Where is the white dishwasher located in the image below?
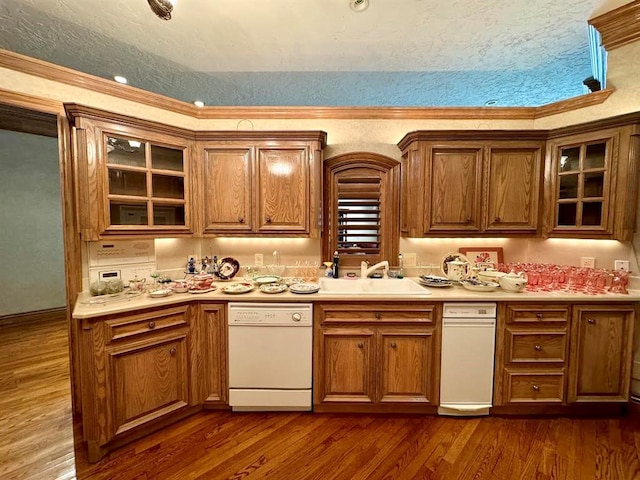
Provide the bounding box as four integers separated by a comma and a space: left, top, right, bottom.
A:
439, 302, 497, 416
228, 302, 313, 412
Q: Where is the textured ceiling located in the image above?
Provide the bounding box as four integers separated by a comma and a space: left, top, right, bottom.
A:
0, 0, 610, 107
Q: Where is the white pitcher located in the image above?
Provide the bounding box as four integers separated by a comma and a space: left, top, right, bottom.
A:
446, 260, 469, 281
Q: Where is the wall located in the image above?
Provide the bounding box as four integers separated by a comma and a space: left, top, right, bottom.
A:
0, 130, 65, 315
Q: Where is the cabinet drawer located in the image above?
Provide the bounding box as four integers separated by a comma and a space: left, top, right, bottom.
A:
105, 306, 190, 344
505, 304, 569, 324
506, 330, 567, 363
321, 305, 434, 325
503, 370, 564, 403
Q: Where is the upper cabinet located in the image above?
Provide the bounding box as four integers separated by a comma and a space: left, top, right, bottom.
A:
66, 104, 196, 240
544, 119, 640, 241
198, 132, 326, 237
398, 132, 545, 236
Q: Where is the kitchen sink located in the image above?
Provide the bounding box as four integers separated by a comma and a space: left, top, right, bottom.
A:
318, 278, 431, 295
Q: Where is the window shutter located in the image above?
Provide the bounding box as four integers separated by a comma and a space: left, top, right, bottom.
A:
336, 177, 381, 255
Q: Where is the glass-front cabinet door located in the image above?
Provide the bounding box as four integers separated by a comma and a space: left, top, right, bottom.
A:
105, 135, 188, 230
547, 131, 615, 237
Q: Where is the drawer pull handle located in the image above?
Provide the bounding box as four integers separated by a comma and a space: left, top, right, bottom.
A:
536, 313, 543, 319
534, 345, 542, 351
390, 342, 397, 348
375, 312, 382, 319
148, 321, 156, 329
357, 342, 364, 349
532, 385, 540, 392
169, 348, 176, 356
587, 318, 596, 324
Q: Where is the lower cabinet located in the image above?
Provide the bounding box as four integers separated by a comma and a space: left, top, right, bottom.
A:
494, 302, 635, 409
79, 302, 227, 462
314, 302, 440, 412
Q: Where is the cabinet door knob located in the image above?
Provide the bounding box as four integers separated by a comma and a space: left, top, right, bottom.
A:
390, 342, 397, 348
494, 216, 501, 222
532, 385, 540, 392
238, 217, 244, 224
148, 321, 156, 329
465, 217, 472, 224
534, 345, 542, 351
375, 312, 382, 319
536, 313, 543, 319
588, 318, 596, 324
265, 216, 272, 223
169, 348, 176, 356
357, 342, 364, 349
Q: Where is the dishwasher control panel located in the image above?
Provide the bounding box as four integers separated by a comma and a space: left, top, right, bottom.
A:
442, 303, 497, 318
228, 303, 313, 325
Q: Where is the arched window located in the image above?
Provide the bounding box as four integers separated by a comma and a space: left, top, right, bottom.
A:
323, 152, 400, 267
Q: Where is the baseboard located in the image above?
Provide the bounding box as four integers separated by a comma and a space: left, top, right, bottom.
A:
0, 306, 67, 326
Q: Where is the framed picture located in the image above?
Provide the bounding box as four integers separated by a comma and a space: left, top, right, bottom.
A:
459, 247, 504, 266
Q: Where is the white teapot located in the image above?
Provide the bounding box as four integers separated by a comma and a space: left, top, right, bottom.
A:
498, 270, 527, 292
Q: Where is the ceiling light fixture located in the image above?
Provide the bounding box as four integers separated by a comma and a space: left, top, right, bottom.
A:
194, 100, 205, 108
113, 75, 128, 84
484, 99, 498, 106
350, 0, 369, 13
147, 0, 176, 20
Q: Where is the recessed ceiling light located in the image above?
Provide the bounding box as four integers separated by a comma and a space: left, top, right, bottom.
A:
194, 100, 205, 108
350, 0, 369, 12
484, 99, 498, 106
113, 75, 128, 84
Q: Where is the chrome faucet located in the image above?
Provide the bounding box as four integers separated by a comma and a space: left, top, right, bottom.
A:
361, 260, 389, 279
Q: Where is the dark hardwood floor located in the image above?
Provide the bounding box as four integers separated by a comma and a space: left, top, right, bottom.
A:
3, 315, 640, 479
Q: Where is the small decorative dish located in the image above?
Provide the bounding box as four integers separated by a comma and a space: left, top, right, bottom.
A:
148, 289, 173, 298
188, 287, 216, 294
253, 275, 282, 285
215, 257, 240, 280
259, 283, 288, 294
284, 277, 305, 286
460, 279, 499, 292
289, 282, 320, 294
418, 275, 453, 288
221, 282, 255, 294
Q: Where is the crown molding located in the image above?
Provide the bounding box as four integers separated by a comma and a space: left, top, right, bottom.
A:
589, 0, 640, 50
0, 48, 614, 121
0, 87, 63, 115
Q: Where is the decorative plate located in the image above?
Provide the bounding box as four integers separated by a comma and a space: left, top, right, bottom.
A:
460, 280, 499, 292
284, 277, 305, 286
253, 275, 282, 285
188, 287, 216, 294
418, 276, 453, 288
215, 257, 240, 280
289, 282, 320, 294
148, 289, 173, 298
221, 282, 255, 294
440, 252, 471, 276
259, 283, 288, 294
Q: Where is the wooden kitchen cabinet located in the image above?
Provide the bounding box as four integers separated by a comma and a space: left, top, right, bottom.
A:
65, 104, 195, 240
568, 304, 635, 402
494, 303, 569, 406
196, 303, 228, 407
544, 118, 640, 240
79, 304, 198, 462
495, 302, 635, 409
398, 132, 545, 236
314, 302, 440, 412
198, 132, 326, 237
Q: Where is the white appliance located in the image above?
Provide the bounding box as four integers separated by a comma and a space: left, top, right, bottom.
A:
228, 302, 313, 412
88, 239, 156, 284
439, 302, 497, 416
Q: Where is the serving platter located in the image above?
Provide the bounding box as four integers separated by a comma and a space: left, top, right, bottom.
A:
221, 282, 255, 294
148, 289, 173, 298
188, 287, 216, 294
460, 280, 499, 292
289, 282, 320, 294
253, 275, 282, 285
259, 283, 288, 294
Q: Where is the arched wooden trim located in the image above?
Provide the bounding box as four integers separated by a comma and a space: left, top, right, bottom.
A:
323, 152, 401, 269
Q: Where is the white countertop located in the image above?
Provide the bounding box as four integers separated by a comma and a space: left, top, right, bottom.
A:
72, 278, 640, 319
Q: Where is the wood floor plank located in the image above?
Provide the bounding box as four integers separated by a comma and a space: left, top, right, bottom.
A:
4, 314, 640, 480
